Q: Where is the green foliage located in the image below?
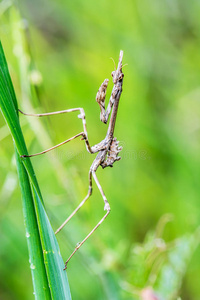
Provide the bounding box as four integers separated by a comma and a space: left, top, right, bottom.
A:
0, 41, 71, 299
122, 215, 200, 299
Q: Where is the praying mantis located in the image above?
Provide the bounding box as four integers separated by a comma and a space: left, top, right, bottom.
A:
19, 50, 124, 269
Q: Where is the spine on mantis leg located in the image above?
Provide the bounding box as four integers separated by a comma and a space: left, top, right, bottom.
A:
96, 79, 109, 123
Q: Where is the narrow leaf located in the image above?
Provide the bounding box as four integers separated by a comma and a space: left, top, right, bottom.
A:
0, 41, 71, 299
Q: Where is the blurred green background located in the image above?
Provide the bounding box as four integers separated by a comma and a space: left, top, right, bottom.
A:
1, 0, 200, 299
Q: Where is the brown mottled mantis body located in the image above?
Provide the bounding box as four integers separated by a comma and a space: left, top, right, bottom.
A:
19, 50, 124, 269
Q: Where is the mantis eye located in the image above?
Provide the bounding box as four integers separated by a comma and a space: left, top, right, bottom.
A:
119, 73, 124, 80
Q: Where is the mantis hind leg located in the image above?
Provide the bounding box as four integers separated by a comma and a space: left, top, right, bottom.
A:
55, 170, 93, 235
63, 168, 110, 269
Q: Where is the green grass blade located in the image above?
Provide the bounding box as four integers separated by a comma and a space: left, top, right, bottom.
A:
32, 188, 71, 297
0, 39, 18, 111
15, 149, 51, 299
0, 41, 71, 299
